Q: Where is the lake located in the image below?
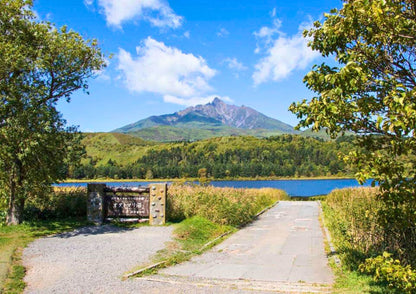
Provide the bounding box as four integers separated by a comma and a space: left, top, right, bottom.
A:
58, 178, 374, 197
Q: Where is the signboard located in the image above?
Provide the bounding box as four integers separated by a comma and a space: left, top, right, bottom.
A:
105, 194, 150, 218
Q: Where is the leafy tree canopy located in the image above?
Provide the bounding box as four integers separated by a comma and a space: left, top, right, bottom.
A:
0, 0, 105, 224
290, 0, 416, 262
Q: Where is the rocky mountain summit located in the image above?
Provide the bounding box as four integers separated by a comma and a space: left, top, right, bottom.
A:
114, 98, 295, 134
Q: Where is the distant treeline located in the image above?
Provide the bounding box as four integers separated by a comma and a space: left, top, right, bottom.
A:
68, 135, 356, 179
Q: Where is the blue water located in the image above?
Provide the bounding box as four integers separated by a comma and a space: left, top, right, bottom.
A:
57, 178, 374, 197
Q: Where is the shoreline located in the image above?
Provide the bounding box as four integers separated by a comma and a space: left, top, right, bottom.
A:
61, 175, 355, 184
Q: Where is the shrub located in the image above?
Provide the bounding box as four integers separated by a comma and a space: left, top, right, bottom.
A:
360, 252, 416, 293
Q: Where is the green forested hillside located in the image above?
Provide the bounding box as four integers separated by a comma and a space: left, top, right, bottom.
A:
81, 132, 153, 165
126, 125, 288, 142
69, 133, 356, 179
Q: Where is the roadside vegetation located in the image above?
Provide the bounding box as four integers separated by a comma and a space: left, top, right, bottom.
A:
167, 184, 288, 226
322, 187, 416, 293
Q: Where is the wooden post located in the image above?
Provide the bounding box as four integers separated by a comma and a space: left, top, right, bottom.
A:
87, 184, 106, 225
149, 183, 167, 225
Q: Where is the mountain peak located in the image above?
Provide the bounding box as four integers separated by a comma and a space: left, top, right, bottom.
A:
210, 97, 223, 106
113, 98, 295, 138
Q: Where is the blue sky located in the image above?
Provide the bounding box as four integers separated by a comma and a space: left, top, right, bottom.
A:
33, 0, 342, 132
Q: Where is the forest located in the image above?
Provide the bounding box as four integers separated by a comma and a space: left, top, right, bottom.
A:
68, 134, 356, 179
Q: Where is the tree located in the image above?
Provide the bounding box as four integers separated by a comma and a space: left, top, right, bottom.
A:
0, 0, 105, 224
290, 0, 416, 262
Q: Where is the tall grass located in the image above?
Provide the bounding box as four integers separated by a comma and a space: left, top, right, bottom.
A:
323, 187, 416, 292
167, 184, 288, 226
325, 187, 383, 261
24, 187, 87, 221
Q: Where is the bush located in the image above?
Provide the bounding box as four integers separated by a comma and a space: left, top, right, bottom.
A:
167, 184, 288, 226
360, 252, 416, 293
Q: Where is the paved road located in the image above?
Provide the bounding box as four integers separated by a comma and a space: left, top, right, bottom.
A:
151, 201, 334, 293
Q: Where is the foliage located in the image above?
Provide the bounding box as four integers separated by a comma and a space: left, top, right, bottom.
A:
0, 0, 105, 224
125, 125, 286, 142
325, 187, 384, 264
360, 252, 416, 293
73, 134, 355, 179
290, 0, 416, 266
323, 187, 416, 292
23, 187, 87, 221
167, 184, 288, 226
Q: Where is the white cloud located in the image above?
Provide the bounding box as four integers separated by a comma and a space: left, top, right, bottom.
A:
253, 20, 319, 85
90, 0, 183, 29
270, 7, 277, 18
117, 37, 216, 104
223, 57, 247, 76
183, 31, 190, 39
163, 95, 232, 106
254, 18, 282, 53
217, 27, 229, 38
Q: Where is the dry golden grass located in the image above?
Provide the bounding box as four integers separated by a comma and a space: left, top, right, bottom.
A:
325, 187, 383, 255
167, 184, 288, 226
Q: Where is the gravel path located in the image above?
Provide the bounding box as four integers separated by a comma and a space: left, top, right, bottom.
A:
23, 225, 174, 293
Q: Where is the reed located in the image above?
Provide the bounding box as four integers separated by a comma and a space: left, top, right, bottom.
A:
324, 187, 383, 260
24, 187, 87, 220
167, 184, 288, 226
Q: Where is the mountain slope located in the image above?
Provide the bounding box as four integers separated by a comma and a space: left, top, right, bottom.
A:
113, 98, 295, 135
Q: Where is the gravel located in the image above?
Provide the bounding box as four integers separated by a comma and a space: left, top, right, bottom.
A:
23, 225, 174, 294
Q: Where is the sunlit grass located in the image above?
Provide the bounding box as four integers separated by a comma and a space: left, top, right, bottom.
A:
322, 187, 392, 293
167, 184, 288, 226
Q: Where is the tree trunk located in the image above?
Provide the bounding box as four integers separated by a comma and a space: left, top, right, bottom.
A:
6, 180, 22, 225
6, 200, 22, 225
6, 163, 24, 225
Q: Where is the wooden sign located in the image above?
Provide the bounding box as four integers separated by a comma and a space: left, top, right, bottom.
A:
87, 183, 167, 225
105, 195, 150, 218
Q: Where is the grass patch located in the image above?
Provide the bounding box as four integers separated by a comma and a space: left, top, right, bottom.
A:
125, 216, 235, 278
173, 216, 233, 252
0, 218, 90, 293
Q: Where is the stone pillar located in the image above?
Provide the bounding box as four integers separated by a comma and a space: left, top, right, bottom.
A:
149, 183, 167, 225
87, 184, 106, 225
